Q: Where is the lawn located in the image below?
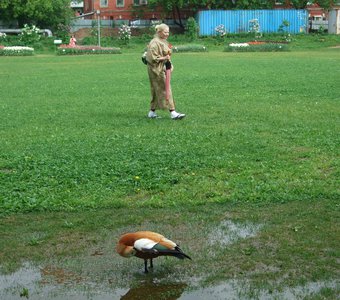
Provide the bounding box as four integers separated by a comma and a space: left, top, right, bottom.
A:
1, 48, 339, 213
0, 37, 339, 299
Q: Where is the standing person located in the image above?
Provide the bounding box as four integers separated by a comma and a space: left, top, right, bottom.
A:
145, 24, 185, 120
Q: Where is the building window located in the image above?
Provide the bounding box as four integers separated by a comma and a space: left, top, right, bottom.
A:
116, 0, 124, 7
133, 0, 147, 5
100, 0, 108, 7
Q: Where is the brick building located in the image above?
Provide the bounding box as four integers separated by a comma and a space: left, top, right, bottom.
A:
82, 0, 193, 22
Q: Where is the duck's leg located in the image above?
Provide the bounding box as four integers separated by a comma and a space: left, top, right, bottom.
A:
144, 259, 149, 273
150, 258, 153, 269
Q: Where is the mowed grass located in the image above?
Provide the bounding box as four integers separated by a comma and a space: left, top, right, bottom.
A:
0, 50, 339, 213
0, 46, 339, 298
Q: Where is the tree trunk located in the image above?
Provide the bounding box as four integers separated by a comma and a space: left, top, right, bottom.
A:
173, 5, 184, 30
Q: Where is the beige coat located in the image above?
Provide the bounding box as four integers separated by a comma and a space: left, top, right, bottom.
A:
146, 36, 175, 110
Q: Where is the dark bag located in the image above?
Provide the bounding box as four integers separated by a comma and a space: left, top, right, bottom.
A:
165, 60, 172, 70
141, 52, 147, 65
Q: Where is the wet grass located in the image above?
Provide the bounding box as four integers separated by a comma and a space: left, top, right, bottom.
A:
0, 200, 339, 298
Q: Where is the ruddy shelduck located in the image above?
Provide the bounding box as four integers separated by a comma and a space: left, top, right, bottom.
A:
116, 231, 191, 273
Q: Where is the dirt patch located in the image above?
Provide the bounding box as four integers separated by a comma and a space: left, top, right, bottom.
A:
73, 28, 117, 40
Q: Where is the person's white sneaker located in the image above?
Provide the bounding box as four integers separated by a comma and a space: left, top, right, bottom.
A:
171, 111, 186, 120
148, 111, 159, 118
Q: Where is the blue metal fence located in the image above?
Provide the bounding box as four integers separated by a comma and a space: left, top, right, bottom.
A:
197, 9, 308, 35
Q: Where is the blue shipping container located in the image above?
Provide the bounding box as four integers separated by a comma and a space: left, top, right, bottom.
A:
198, 9, 308, 35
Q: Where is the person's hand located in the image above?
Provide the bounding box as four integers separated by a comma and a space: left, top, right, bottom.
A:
164, 54, 170, 61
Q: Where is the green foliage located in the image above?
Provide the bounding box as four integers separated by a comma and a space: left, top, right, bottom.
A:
80, 36, 122, 48
55, 23, 72, 44
0, 32, 7, 43
290, 0, 309, 9
185, 17, 199, 41
315, 0, 333, 9
193, 0, 275, 9
19, 24, 41, 46
145, 20, 161, 40
91, 20, 99, 38
214, 24, 227, 44
248, 19, 262, 39
147, 0, 179, 11
19, 288, 29, 299
278, 20, 290, 33
0, 0, 74, 32
118, 25, 132, 45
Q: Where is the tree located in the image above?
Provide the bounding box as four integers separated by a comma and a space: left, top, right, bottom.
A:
147, 0, 190, 29
289, 0, 333, 9
195, 0, 275, 9
315, 0, 333, 9
147, 0, 274, 29
0, 0, 74, 31
290, 0, 309, 8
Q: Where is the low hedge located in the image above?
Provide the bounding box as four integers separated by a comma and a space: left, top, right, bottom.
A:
172, 44, 208, 52
224, 42, 289, 52
0, 46, 35, 56
57, 45, 122, 55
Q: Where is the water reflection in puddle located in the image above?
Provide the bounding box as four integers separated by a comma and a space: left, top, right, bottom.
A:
0, 262, 122, 300
0, 263, 337, 300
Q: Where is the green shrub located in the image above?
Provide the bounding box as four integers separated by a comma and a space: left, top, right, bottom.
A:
20, 24, 41, 46
118, 25, 132, 45
57, 45, 121, 55
224, 42, 289, 52
0, 46, 35, 56
185, 17, 199, 41
173, 44, 207, 52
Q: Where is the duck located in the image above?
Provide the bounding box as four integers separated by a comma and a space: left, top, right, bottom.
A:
116, 231, 191, 273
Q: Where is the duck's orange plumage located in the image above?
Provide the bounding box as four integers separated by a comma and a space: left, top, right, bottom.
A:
116, 231, 191, 273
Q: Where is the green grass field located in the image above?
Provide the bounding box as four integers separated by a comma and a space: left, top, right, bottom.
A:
1, 48, 339, 213
0, 36, 339, 298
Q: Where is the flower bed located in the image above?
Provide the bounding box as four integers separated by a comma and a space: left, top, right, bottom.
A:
225, 42, 289, 52
0, 46, 34, 56
57, 45, 121, 55
172, 44, 207, 53
247, 41, 266, 45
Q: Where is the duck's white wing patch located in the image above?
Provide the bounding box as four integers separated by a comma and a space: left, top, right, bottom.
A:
134, 238, 157, 251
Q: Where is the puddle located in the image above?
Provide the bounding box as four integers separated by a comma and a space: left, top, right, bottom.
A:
0, 220, 338, 299
261, 280, 339, 299
0, 263, 338, 300
0, 262, 126, 299
180, 280, 339, 300
208, 220, 263, 246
